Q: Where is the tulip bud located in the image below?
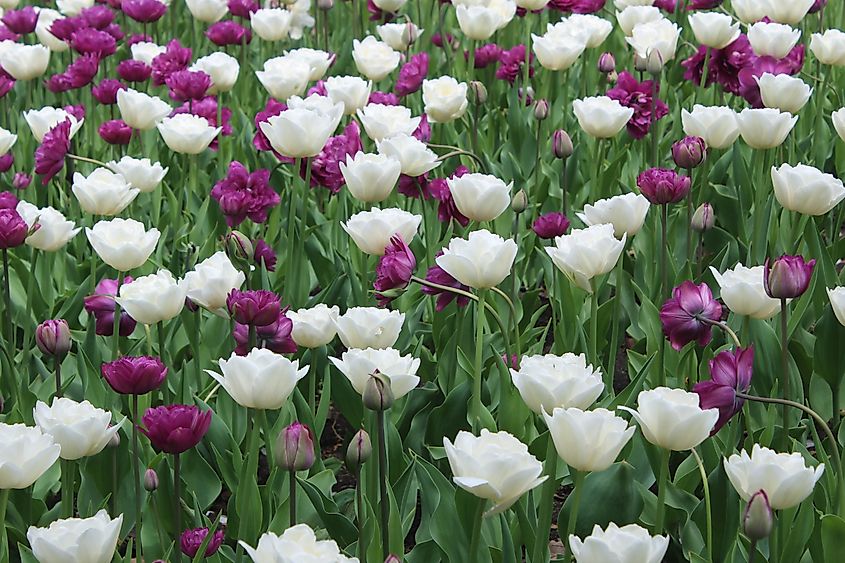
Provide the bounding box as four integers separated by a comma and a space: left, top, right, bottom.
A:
671, 136, 707, 169
363, 371, 394, 411
534, 99, 549, 121
12, 173, 31, 190
317, 0, 333, 9
469, 80, 487, 105
511, 190, 528, 214
552, 129, 573, 159
275, 421, 316, 471
346, 429, 372, 470
35, 319, 72, 361
144, 468, 159, 492
633, 52, 648, 72
646, 50, 664, 75
385, 556, 402, 563
606, 70, 618, 84
764, 255, 816, 299
691, 203, 715, 232
598, 52, 615, 73
743, 490, 773, 541
402, 22, 420, 46
109, 431, 121, 448
224, 230, 254, 266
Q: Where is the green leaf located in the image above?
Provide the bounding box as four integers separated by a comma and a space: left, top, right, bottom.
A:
821, 514, 845, 563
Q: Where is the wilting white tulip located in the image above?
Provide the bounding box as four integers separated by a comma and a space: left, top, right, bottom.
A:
0, 423, 60, 489
510, 353, 603, 414
185, 0, 228, 22
28, 510, 123, 563
23, 107, 83, 142
544, 407, 635, 472
116, 269, 186, 325
810, 29, 845, 66
325, 76, 372, 115
86, 218, 160, 272
286, 304, 340, 348
736, 108, 797, 150
423, 76, 469, 124
757, 73, 812, 114
334, 307, 404, 349
688, 12, 741, 49
724, 444, 824, 510
16, 201, 80, 252
71, 168, 139, 216
340, 152, 401, 203
259, 101, 344, 158
251, 7, 293, 41
352, 36, 401, 81
33, 398, 121, 460
117, 89, 171, 131
569, 523, 669, 563
208, 348, 307, 410
377, 134, 440, 177
182, 251, 246, 316
437, 229, 518, 289
545, 224, 626, 292
681, 105, 740, 149
619, 387, 718, 451
330, 347, 420, 399
748, 22, 801, 59
577, 193, 650, 238
572, 96, 634, 139
444, 429, 547, 515
0, 43, 50, 81
191, 51, 239, 93
357, 104, 421, 141
240, 524, 360, 563
256, 56, 311, 100
710, 263, 781, 320
447, 173, 511, 222
771, 163, 845, 216
106, 156, 168, 193
342, 207, 421, 255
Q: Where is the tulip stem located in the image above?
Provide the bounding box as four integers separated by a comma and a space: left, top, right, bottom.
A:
692, 447, 713, 563
174, 452, 183, 561
355, 465, 366, 559
131, 394, 143, 561
66, 153, 108, 168
654, 448, 670, 535
780, 298, 789, 449
112, 271, 123, 360
61, 459, 74, 518
532, 438, 560, 563
700, 317, 742, 348
0, 488, 8, 561
589, 283, 600, 387
289, 468, 297, 526
491, 286, 520, 358
2, 249, 11, 355
468, 498, 486, 561
698, 48, 711, 95
607, 252, 624, 387
376, 408, 390, 559
473, 290, 488, 433
564, 470, 586, 563
54, 360, 62, 398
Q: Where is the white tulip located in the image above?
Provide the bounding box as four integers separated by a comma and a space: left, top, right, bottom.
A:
116, 89, 172, 131
251, 8, 293, 41
689, 12, 741, 49
436, 229, 518, 289
771, 163, 845, 216
357, 104, 421, 142
208, 348, 307, 410
16, 201, 80, 252
613, 0, 654, 8
377, 134, 440, 177
330, 347, 420, 399
757, 73, 812, 114
256, 56, 311, 101
732, 0, 768, 24
0, 125, 16, 155
0, 423, 60, 489
748, 22, 800, 58
569, 522, 669, 563
286, 47, 332, 81
616, 6, 662, 37
288, 0, 316, 40
423, 76, 468, 124
23, 107, 83, 142
444, 429, 547, 515
544, 407, 635, 472
572, 96, 634, 139
342, 207, 421, 255
334, 307, 404, 349
35, 9, 68, 52
810, 29, 845, 66
352, 36, 400, 81
577, 193, 650, 238
241, 524, 360, 563
28, 510, 123, 563
510, 353, 603, 414
545, 224, 625, 292
157, 114, 221, 155
56, 0, 94, 14
71, 168, 139, 216
325, 76, 372, 115
532, 31, 586, 71
191, 52, 239, 93
106, 156, 168, 193
447, 173, 511, 222
377, 22, 423, 51
567, 14, 613, 48
626, 18, 681, 66
259, 102, 343, 159
456, 1, 513, 41
34, 398, 121, 460
710, 263, 781, 320
86, 218, 160, 272
737, 108, 797, 149
0, 43, 49, 80
516, 0, 548, 9
373, 0, 406, 11
724, 443, 824, 510
763, 0, 814, 25
827, 287, 845, 326
619, 387, 718, 451
833, 107, 845, 141
340, 152, 401, 203
681, 105, 740, 149
130, 42, 166, 65
183, 251, 245, 316
286, 304, 340, 348
185, 0, 228, 22
116, 269, 186, 325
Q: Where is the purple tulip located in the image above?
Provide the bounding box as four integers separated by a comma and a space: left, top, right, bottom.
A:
64, 104, 86, 121
127, 32, 153, 46
50, 17, 82, 42
636, 167, 691, 205
35, 121, 71, 186
0, 153, 13, 173
166, 69, 211, 102
369, 91, 400, 106
92, 79, 126, 105
228, 0, 259, 18
139, 404, 212, 454
598, 52, 616, 73
374, 235, 416, 306
101, 356, 167, 395
151, 39, 191, 86
99, 119, 133, 145
607, 72, 668, 139
277, 421, 315, 471
45, 74, 73, 94
0, 191, 18, 209
412, 113, 431, 142
252, 99, 287, 153
496, 45, 532, 84
472, 43, 503, 69
809, 0, 827, 13
122, 0, 168, 23
660, 281, 723, 351
693, 347, 753, 434
211, 161, 280, 227
227, 289, 281, 327
232, 308, 296, 355
206, 21, 251, 47
12, 173, 32, 190
395, 52, 428, 97
253, 239, 276, 272
548, 0, 605, 14
81, 5, 116, 29
65, 54, 100, 89
84, 277, 137, 336
0, 209, 26, 249
305, 121, 362, 193
429, 165, 470, 226
764, 255, 815, 299
532, 212, 570, 239
672, 136, 706, 170
2, 7, 38, 35
70, 28, 116, 57
421, 257, 471, 312
117, 59, 152, 83
0, 71, 14, 99
35, 319, 72, 361
180, 527, 225, 557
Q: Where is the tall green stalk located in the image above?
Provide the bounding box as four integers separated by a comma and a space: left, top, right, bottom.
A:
131, 394, 143, 562
589, 284, 600, 385
779, 298, 789, 448
564, 470, 586, 563
61, 459, 74, 518
473, 290, 487, 433
0, 488, 8, 562
532, 438, 560, 563
112, 271, 124, 360
468, 498, 486, 561
376, 409, 390, 560
654, 448, 671, 535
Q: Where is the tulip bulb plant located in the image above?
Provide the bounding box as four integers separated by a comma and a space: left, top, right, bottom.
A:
2, 1, 845, 562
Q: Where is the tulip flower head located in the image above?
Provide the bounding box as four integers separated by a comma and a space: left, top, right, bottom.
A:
744, 490, 773, 541
659, 281, 722, 350
35, 319, 72, 361
569, 522, 669, 563
636, 167, 691, 205
346, 429, 372, 470
0, 207, 30, 248
532, 212, 570, 239
27, 510, 123, 563
276, 421, 316, 470
619, 387, 719, 451
764, 255, 815, 299
226, 289, 282, 327
374, 235, 416, 306
671, 136, 706, 169
0, 423, 60, 489
693, 347, 753, 434
101, 355, 167, 395
139, 404, 212, 454
33, 397, 122, 460
34, 120, 71, 186
181, 527, 225, 557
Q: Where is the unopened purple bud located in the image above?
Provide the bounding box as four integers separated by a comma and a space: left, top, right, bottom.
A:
275, 421, 315, 471
534, 99, 549, 121
35, 319, 72, 361
691, 203, 715, 232
12, 173, 31, 190
552, 129, 573, 159
144, 468, 159, 491
672, 136, 706, 169
743, 490, 773, 541
598, 52, 615, 73
764, 255, 815, 299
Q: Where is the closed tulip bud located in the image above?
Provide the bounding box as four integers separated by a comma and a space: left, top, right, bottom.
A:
385, 556, 401, 563
276, 421, 315, 471
743, 490, 773, 541
598, 52, 615, 73
511, 190, 528, 214
764, 255, 815, 299
144, 468, 159, 491
534, 99, 549, 121
469, 80, 487, 105
671, 136, 706, 169
317, 0, 332, 9
363, 371, 394, 411
35, 319, 72, 361
402, 22, 420, 46
691, 203, 715, 232
552, 129, 573, 159
346, 429, 372, 470
225, 230, 254, 266
646, 50, 664, 75
633, 52, 648, 72
108, 432, 120, 448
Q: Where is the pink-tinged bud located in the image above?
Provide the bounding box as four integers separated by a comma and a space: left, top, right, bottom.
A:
144, 468, 159, 491
534, 99, 549, 121
633, 52, 648, 72
346, 429, 372, 470
469, 80, 487, 105
108, 431, 120, 448
35, 319, 72, 361
764, 255, 815, 299
385, 556, 402, 563
552, 129, 573, 159
363, 372, 394, 411
691, 203, 715, 232
317, 0, 333, 9
671, 136, 706, 169
743, 490, 773, 541
598, 52, 615, 73
275, 421, 315, 471
12, 173, 32, 190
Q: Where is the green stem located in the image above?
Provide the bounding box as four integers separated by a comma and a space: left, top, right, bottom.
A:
749, 539, 758, 563
699, 48, 711, 94
692, 448, 713, 563
289, 469, 297, 526
780, 299, 789, 448
700, 317, 742, 348
589, 283, 600, 385
54, 360, 62, 398
606, 252, 624, 388
2, 249, 12, 355
490, 286, 520, 358
654, 448, 670, 535
258, 409, 274, 475
473, 290, 487, 433
112, 271, 123, 360
376, 408, 390, 560
61, 458, 74, 518
532, 438, 560, 563
564, 470, 586, 562
0, 488, 9, 562
174, 452, 182, 562
523, 16, 532, 95
356, 466, 366, 559
467, 40, 475, 84
468, 498, 486, 561
132, 394, 143, 560
66, 153, 108, 167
